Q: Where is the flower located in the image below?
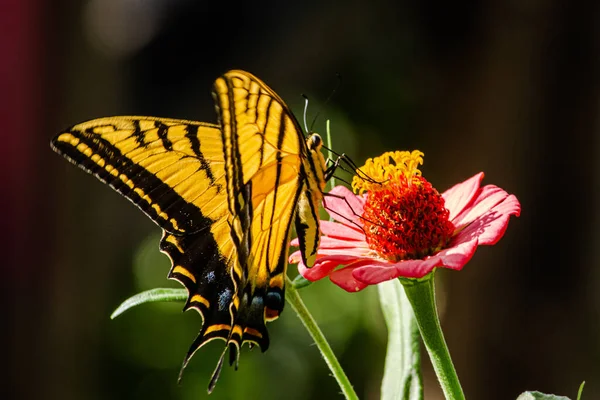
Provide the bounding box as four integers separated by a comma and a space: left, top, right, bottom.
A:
289, 150, 521, 292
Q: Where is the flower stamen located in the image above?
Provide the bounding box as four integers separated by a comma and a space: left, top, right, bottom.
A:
352, 150, 424, 194
354, 150, 454, 262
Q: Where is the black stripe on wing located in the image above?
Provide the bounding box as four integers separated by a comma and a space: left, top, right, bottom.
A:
51, 126, 213, 235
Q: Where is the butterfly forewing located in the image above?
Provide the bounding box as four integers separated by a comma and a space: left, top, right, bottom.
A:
51, 117, 228, 235
213, 71, 306, 308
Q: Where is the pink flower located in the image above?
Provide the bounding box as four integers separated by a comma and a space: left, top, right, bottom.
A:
289, 151, 521, 292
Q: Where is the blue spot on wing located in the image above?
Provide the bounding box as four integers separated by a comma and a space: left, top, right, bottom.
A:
218, 288, 233, 311
205, 270, 216, 283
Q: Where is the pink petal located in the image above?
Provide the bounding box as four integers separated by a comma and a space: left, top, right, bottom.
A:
293, 253, 356, 266
320, 236, 369, 250
394, 257, 443, 278
321, 220, 365, 241
352, 260, 403, 283
330, 185, 366, 209
435, 238, 479, 270
323, 186, 365, 227
452, 192, 521, 246
442, 173, 484, 221
455, 213, 509, 246
329, 260, 374, 292
354, 238, 479, 284
298, 259, 341, 281
353, 257, 443, 283
315, 248, 371, 259
289, 249, 302, 263
452, 185, 512, 226
296, 253, 374, 281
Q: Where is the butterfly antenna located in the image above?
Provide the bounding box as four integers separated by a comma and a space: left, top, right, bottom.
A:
309, 73, 342, 133
302, 94, 310, 134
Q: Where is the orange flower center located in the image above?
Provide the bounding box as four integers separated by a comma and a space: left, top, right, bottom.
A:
353, 151, 454, 262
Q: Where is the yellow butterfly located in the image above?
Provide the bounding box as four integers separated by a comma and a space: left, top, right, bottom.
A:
51, 70, 328, 392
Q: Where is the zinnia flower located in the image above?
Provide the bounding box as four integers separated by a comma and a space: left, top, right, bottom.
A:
289, 150, 521, 292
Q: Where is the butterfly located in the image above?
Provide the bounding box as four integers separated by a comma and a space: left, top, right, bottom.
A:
50, 70, 330, 392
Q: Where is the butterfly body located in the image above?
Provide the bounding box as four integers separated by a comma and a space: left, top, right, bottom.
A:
51, 70, 326, 392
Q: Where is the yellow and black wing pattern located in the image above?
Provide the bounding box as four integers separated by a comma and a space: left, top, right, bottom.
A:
51, 70, 327, 392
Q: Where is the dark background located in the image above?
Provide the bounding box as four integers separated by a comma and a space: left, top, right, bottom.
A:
4, 0, 599, 399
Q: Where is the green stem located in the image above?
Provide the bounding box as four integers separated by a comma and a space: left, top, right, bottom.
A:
400, 274, 465, 400
285, 275, 358, 400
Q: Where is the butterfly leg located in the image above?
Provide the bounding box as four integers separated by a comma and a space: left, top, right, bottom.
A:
322, 191, 367, 232
324, 153, 379, 185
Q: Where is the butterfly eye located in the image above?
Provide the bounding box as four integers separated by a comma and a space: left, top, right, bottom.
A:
307, 134, 322, 150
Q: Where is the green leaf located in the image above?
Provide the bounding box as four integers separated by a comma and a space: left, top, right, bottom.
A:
110, 288, 187, 319
577, 381, 585, 400
516, 391, 571, 400
377, 279, 423, 400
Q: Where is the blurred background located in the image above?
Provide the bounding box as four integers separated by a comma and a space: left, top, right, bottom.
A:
4, 0, 599, 399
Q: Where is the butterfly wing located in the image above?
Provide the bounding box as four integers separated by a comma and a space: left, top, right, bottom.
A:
294, 133, 328, 269
51, 116, 243, 379
201, 70, 307, 365
50, 70, 327, 393
51, 117, 228, 235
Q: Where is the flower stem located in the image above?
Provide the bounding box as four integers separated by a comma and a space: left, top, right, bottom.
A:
400, 274, 465, 400
285, 275, 358, 400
